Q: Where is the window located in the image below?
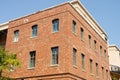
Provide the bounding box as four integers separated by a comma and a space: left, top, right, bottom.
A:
72, 20, 76, 33
104, 50, 106, 58
90, 59, 93, 73
94, 40, 97, 50
14, 30, 19, 42
52, 19, 59, 32
88, 35, 91, 48
80, 28, 84, 40
81, 54, 85, 69
100, 46, 102, 56
32, 25, 38, 37
51, 47, 58, 65
29, 51, 36, 68
102, 67, 104, 80
73, 48, 77, 66
106, 70, 108, 80
96, 63, 98, 76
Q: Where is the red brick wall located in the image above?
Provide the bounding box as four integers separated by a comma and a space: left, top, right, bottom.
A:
6, 3, 110, 80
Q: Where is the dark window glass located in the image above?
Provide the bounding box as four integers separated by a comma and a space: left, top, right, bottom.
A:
14, 30, 19, 42
52, 19, 59, 32
73, 48, 77, 66
80, 28, 84, 40
81, 54, 85, 69
29, 51, 36, 67
51, 47, 58, 65
32, 25, 38, 37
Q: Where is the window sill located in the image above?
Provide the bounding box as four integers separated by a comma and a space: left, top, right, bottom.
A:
13, 41, 18, 43
73, 65, 77, 69
90, 73, 94, 76
82, 69, 86, 72
96, 76, 99, 78
81, 39, 84, 42
52, 31, 59, 33
27, 67, 35, 70
30, 36, 37, 38
50, 64, 59, 67
72, 32, 77, 36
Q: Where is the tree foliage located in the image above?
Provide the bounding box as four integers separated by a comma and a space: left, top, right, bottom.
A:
0, 47, 20, 79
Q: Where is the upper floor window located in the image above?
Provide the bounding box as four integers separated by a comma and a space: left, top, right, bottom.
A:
106, 70, 108, 80
73, 48, 77, 66
14, 30, 19, 42
29, 51, 36, 68
52, 19, 59, 32
32, 25, 38, 37
102, 67, 104, 79
104, 50, 106, 58
81, 54, 85, 69
88, 35, 91, 48
80, 28, 84, 40
72, 20, 76, 33
96, 63, 98, 76
51, 47, 58, 65
90, 59, 93, 73
100, 46, 102, 56
94, 40, 97, 50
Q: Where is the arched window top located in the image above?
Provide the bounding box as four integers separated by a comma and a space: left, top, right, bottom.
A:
32, 24, 38, 28
81, 27, 84, 32
73, 20, 76, 25
94, 40, 97, 43
52, 18, 59, 22
88, 35, 91, 38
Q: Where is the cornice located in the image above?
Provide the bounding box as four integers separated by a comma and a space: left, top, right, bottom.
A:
70, 0, 108, 42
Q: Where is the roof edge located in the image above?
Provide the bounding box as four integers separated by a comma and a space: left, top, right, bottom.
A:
9, 1, 70, 22
70, 0, 108, 40
109, 45, 120, 51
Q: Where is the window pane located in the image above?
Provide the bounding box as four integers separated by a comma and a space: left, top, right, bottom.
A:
106, 70, 108, 80
94, 40, 97, 50
14, 30, 19, 42
51, 47, 58, 65
81, 54, 85, 69
72, 21, 76, 33
96, 63, 98, 76
88, 35, 91, 48
73, 48, 77, 66
32, 25, 38, 37
52, 19, 59, 32
29, 51, 36, 67
104, 50, 106, 58
102, 67, 104, 79
80, 28, 84, 40
100, 46, 102, 56
90, 59, 92, 73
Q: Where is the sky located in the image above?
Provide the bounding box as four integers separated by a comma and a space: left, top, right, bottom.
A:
0, 0, 120, 48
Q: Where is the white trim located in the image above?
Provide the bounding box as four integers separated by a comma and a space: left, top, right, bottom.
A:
70, 0, 108, 42
0, 22, 8, 31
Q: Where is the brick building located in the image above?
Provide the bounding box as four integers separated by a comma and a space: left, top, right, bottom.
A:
0, 0, 110, 80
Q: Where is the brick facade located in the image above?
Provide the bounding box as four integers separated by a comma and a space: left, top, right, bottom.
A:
4, 1, 110, 80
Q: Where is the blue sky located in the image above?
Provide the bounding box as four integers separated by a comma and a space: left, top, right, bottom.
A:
0, 0, 120, 48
